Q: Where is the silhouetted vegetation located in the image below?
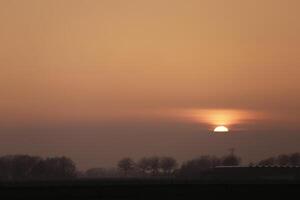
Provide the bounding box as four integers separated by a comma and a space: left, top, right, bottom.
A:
2, 152, 300, 181
159, 157, 178, 176
138, 156, 160, 176
0, 155, 77, 181
84, 152, 240, 179
178, 153, 241, 178
258, 153, 300, 166
119, 156, 178, 177
221, 153, 241, 166
179, 155, 221, 177
81, 151, 298, 179
118, 157, 136, 176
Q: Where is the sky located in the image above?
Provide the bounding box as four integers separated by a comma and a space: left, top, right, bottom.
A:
0, 0, 300, 169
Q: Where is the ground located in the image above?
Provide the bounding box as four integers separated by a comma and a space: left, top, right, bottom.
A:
0, 179, 299, 199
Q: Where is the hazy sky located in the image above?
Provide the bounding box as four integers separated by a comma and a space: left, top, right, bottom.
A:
1, 0, 300, 169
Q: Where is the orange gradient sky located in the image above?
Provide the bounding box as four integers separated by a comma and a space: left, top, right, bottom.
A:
1, 0, 300, 169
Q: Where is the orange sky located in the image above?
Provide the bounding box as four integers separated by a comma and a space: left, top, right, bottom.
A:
0, 0, 300, 169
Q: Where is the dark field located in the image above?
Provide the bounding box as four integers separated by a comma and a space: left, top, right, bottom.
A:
1, 179, 299, 199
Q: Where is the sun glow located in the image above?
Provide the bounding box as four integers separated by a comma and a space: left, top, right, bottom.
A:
182, 109, 261, 126
162, 108, 268, 133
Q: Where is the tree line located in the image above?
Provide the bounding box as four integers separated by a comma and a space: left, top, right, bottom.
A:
114, 153, 241, 178
1, 152, 300, 181
0, 155, 76, 181
86, 152, 300, 179
85, 153, 242, 178
258, 153, 300, 166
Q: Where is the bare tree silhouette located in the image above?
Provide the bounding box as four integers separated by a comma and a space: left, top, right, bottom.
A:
159, 157, 177, 176
137, 157, 160, 176
179, 155, 221, 177
118, 157, 135, 176
258, 153, 300, 166
221, 149, 241, 166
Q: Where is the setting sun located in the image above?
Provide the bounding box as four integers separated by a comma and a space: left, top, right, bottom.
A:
213, 126, 229, 133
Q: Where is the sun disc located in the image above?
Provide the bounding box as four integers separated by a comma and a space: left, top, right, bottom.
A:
213, 126, 229, 133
